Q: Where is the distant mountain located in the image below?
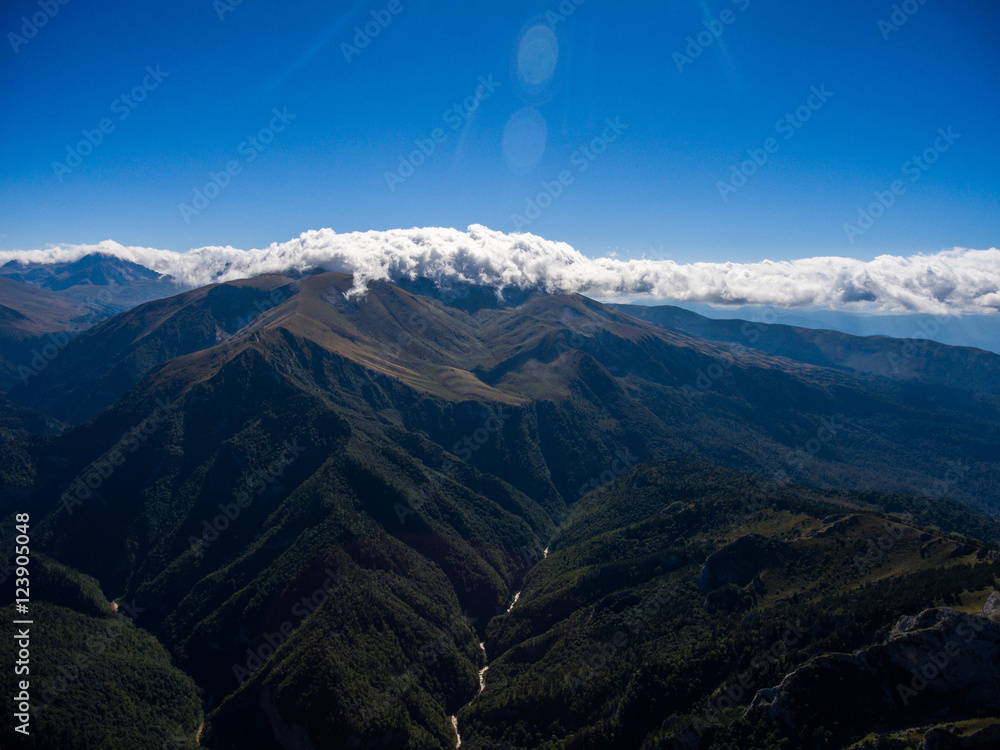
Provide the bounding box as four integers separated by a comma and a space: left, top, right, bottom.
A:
644, 301, 1000, 354
0, 276, 97, 391
5, 275, 295, 423
0, 254, 188, 392
0, 252, 187, 311
613, 303, 1000, 397
0, 276, 90, 337
1, 273, 998, 749
7, 272, 1000, 508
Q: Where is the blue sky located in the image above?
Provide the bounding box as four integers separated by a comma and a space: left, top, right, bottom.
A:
1, 0, 998, 263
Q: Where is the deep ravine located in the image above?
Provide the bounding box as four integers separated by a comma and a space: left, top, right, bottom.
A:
451, 591, 520, 748
450, 543, 553, 745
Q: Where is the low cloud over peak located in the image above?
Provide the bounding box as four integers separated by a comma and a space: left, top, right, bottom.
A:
1, 225, 997, 315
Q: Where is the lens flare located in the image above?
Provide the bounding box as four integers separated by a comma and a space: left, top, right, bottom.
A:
517, 24, 559, 91
503, 108, 548, 171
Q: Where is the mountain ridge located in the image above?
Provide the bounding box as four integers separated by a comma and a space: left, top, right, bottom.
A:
1, 271, 998, 749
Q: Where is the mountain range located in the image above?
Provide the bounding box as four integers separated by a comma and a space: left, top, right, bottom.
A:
652, 301, 1000, 356
0, 257, 998, 750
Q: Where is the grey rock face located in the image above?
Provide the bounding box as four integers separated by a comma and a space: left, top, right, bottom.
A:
746, 609, 1000, 747
982, 590, 1000, 622
920, 723, 1000, 750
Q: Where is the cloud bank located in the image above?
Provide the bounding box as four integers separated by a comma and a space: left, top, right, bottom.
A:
1, 225, 997, 315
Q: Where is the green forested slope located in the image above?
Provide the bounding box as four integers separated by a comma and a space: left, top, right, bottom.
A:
0, 554, 202, 749
1, 277, 998, 749
459, 459, 1000, 749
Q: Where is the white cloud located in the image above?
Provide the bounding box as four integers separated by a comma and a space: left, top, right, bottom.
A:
1, 225, 998, 315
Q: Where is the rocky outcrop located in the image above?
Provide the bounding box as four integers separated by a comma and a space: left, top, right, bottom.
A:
920, 723, 1000, 750
745, 609, 1000, 748
809, 513, 861, 537
983, 590, 1000, 622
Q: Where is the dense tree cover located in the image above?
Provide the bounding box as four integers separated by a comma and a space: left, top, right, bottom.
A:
1, 345, 551, 748
0, 277, 998, 748
458, 459, 1000, 749
0, 555, 202, 749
